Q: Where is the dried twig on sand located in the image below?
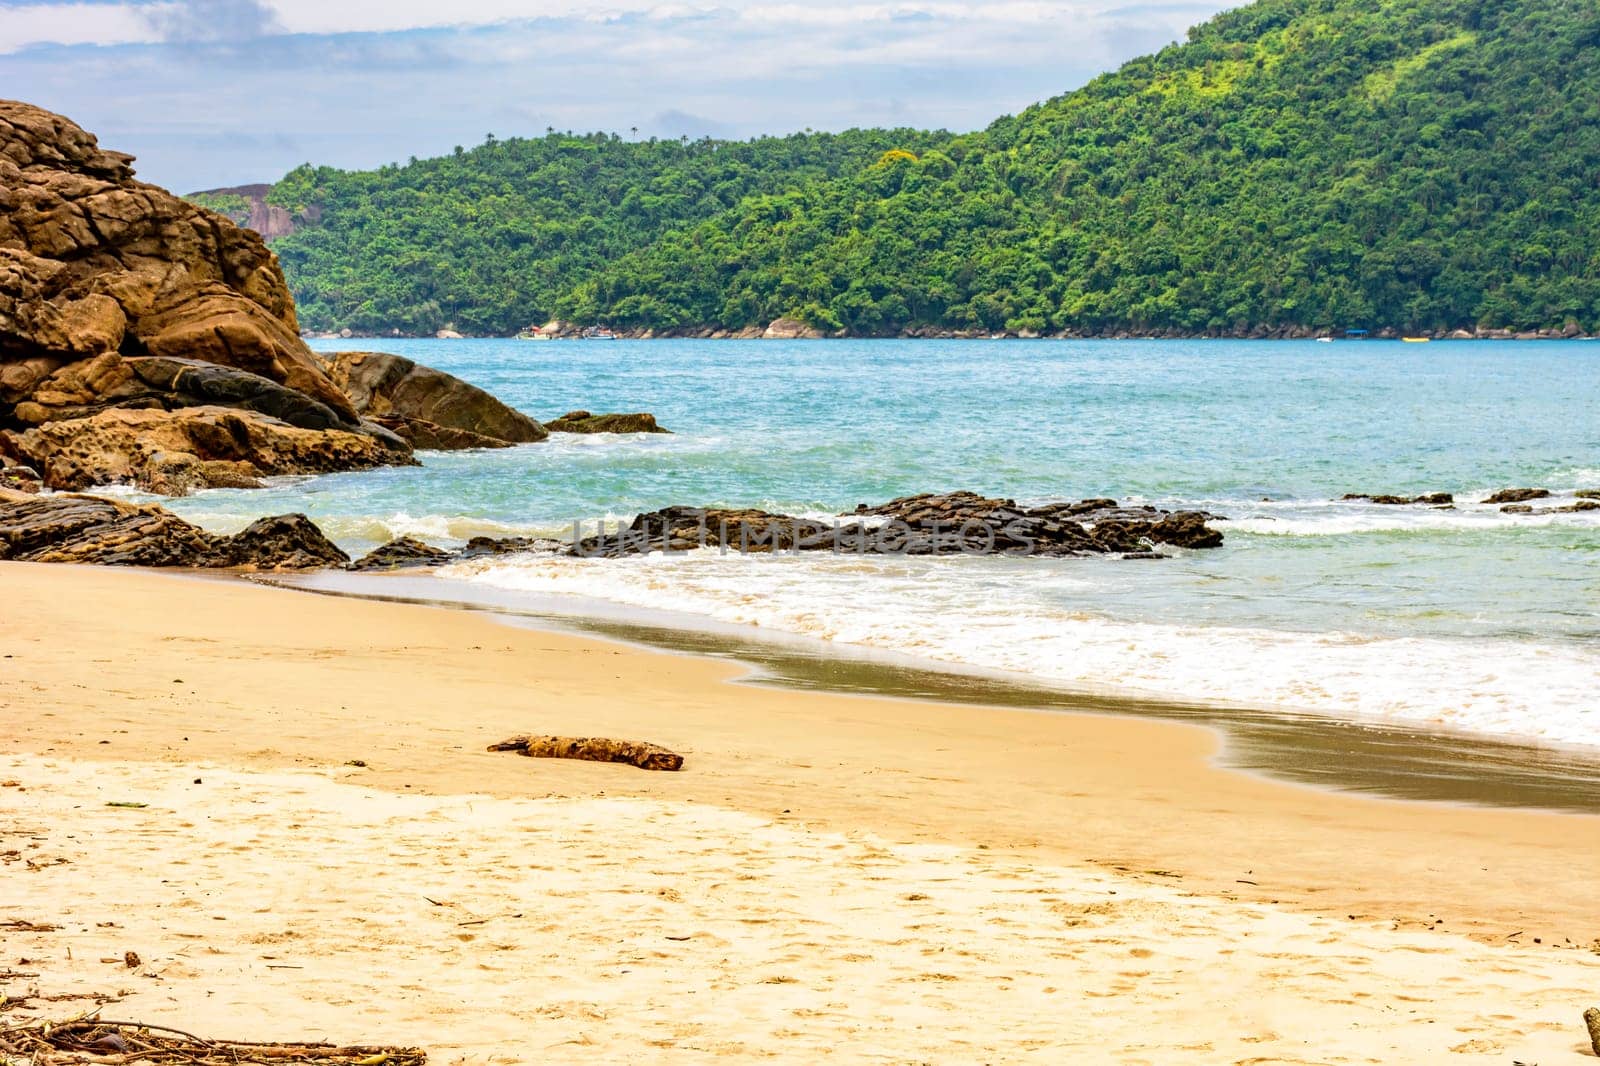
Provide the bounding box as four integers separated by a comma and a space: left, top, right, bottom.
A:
0, 1017, 426, 1064
488, 735, 684, 771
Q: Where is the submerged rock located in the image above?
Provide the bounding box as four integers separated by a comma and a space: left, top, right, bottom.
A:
0, 491, 347, 569
544, 410, 671, 434
1342, 492, 1454, 505
349, 533, 565, 571
1500, 500, 1600, 515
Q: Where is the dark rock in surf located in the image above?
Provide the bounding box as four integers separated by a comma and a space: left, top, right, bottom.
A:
350, 536, 456, 571
0, 489, 346, 569
575, 490, 1225, 559
1482, 488, 1550, 504
1342, 492, 1454, 505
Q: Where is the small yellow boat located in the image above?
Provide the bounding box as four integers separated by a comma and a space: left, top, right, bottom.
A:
1401, 336, 1431, 343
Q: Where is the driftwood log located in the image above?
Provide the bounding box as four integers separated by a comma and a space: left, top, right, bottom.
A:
1585, 1006, 1600, 1056
488, 735, 684, 771
0, 1018, 426, 1064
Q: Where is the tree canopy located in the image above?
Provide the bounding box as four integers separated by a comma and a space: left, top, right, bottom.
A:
209, 0, 1600, 336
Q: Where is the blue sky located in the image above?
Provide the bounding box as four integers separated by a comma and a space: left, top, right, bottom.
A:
1, 0, 1232, 192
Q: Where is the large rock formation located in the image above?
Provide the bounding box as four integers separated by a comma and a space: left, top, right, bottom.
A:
0, 100, 444, 495
0, 489, 348, 569
0, 100, 355, 420
327, 351, 548, 448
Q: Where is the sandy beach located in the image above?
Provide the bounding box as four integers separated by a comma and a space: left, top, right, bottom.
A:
4, 562, 1600, 1063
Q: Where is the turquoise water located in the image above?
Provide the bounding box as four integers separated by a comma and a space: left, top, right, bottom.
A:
163, 338, 1600, 744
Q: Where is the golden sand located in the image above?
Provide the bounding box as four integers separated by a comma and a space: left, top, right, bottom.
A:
3, 562, 1598, 1063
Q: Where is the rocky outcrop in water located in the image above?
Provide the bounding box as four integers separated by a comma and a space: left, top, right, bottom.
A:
1342, 492, 1454, 505
0, 489, 347, 568
545, 410, 670, 434
1482, 488, 1550, 505
349, 533, 564, 571
328, 351, 547, 448
574, 491, 1224, 559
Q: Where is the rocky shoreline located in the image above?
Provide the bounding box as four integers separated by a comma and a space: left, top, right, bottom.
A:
0, 490, 1229, 572
313, 319, 1599, 343
0, 101, 673, 500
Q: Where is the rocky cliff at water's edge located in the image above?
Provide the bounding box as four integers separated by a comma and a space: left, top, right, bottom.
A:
0, 100, 547, 498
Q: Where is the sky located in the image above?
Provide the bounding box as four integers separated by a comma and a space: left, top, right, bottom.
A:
0, 0, 1233, 192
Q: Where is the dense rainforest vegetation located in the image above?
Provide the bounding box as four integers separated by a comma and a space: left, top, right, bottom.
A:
193, 0, 1600, 336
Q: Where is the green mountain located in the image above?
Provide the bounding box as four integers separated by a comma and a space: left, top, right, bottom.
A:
216, 130, 941, 336
219, 0, 1600, 336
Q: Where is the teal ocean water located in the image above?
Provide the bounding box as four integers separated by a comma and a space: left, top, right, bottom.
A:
163, 339, 1600, 745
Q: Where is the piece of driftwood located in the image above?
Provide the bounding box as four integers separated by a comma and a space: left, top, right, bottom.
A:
488, 735, 684, 771
0, 1017, 426, 1064
1584, 1006, 1600, 1056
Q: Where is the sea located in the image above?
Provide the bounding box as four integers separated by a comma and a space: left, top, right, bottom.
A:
159, 338, 1600, 750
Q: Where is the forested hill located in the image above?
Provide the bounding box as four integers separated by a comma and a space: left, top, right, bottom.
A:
204, 0, 1600, 336
192, 129, 942, 336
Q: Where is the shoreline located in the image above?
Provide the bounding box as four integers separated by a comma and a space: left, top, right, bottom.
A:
305, 330, 1600, 342
5, 561, 1599, 938
7, 562, 1600, 1060
272, 568, 1600, 815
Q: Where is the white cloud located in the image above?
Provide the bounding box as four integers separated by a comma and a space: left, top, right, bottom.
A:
0, 3, 162, 51
0, 0, 1207, 52
0, 0, 1223, 189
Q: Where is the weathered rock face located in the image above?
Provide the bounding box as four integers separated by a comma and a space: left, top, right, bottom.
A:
544, 410, 671, 434
574, 491, 1224, 558
0, 490, 347, 569
2, 405, 412, 495
370, 415, 515, 452
6, 352, 352, 430
0, 100, 357, 424
762, 317, 824, 340
328, 351, 547, 446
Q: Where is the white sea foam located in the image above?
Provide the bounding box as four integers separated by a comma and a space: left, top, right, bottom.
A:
444, 550, 1600, 748
1214, 494, 1600, 537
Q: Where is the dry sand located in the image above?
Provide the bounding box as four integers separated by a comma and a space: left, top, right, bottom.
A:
3, 562, 1600, 1063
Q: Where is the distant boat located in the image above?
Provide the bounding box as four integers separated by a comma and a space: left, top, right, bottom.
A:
1401, 336, 1431, 343
1316, 336, 1334, 343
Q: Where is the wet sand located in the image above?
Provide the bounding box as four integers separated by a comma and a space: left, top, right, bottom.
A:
281, 570, 1600, 814
4, 562, 1600, 1063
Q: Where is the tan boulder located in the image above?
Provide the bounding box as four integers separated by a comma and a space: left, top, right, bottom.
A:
762, 317, 824, 339
544, 410, 671, 434
327, 350, 547, 444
